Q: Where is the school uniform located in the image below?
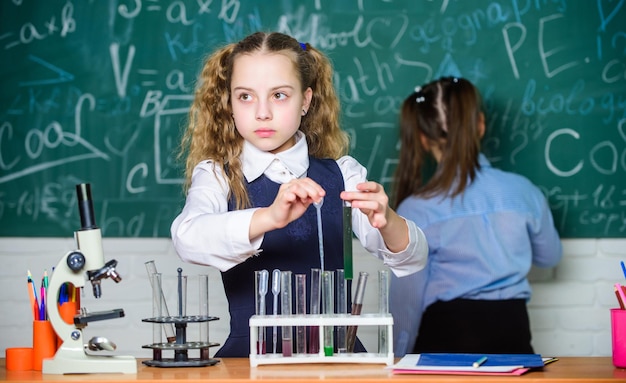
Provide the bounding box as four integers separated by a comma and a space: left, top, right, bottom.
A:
171, 131, 428, 357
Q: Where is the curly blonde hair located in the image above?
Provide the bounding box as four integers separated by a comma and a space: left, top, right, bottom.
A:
178, 31, 349, 209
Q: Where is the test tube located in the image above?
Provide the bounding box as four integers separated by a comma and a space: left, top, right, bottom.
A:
255, 270, 269, 354
322, 270, 334, 356
336, 269, 347, 353
199, 274, 209, 342
281, 270, 293, 356
151, 273, 163, 346
346, 271, 368, 352
294, 273, 307, 354
308, 268, 321, 354
343, 201, 353, 280
378, 269, 390, 354
199, 274, 210, 360
175, 268, 187, 348
145, 260, 176, 342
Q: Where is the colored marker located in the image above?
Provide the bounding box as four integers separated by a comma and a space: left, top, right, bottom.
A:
472, 356, 488, 368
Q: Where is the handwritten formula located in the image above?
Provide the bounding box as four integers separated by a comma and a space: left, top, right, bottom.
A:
0, 0, 624, 237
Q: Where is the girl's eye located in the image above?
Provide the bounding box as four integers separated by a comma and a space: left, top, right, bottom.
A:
239, 93, 252, 101
273, 92, 287, 100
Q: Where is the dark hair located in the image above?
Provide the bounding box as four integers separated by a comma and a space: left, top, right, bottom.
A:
392, 77, 483, 207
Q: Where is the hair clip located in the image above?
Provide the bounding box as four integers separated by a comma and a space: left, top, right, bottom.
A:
452, 77, 459, 83
299, 42, 307, 50
414, 86, 426, 103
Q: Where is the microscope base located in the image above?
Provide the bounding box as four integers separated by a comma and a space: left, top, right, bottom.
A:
42, 345, 137, 374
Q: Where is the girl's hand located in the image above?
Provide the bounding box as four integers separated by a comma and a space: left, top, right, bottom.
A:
340, 181, 389, 229
251, 178, 325, 238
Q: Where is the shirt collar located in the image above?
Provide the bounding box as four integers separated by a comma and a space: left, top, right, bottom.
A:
478, 153, 491, 168
241, 131, 310, 182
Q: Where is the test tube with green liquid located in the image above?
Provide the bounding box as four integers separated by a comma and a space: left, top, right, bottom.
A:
322, 270, 334, 356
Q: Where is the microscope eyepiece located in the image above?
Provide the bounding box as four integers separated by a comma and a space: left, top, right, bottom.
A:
76, 183, 98, 230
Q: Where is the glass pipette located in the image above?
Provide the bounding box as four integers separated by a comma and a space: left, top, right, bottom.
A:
271, 269, 281, 353
255, 269, 269, 354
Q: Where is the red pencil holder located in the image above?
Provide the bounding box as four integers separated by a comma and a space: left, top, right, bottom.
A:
32, 320, 57, 371
56, 301, 80, 348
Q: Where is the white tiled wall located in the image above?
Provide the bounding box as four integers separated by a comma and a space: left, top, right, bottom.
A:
1, 237, 624, 358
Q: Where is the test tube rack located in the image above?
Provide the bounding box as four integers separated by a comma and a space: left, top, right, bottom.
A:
248, 313, 393, 367
141, 315, 220, 367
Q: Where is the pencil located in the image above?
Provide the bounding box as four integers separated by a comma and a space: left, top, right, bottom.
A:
43, 269, 49, 289
615, 283, 626, 310
27, 270, 39, 320
615, 287, 625, 309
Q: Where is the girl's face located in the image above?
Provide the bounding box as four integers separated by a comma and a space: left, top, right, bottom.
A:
231, 52, 312, 154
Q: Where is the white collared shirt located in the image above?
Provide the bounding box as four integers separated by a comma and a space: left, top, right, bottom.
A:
171, 132, 427, 274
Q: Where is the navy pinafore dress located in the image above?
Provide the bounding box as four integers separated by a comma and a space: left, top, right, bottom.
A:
216, 157, 362, 357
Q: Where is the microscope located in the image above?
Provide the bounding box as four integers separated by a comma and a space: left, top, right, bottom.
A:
42, 183, 136, 374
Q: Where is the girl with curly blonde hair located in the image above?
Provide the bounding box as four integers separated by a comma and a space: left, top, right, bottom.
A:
171, 31, 427, 357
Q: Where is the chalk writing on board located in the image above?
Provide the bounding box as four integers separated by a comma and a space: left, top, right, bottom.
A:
1, 1, 624, 237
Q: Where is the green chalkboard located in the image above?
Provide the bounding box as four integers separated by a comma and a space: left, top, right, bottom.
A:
1, 1, 625, 237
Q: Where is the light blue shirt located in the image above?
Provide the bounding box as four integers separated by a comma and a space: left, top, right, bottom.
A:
390, 154, 562, 356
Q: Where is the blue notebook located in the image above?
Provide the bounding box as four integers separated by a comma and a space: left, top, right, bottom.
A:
417, 353, 544, 368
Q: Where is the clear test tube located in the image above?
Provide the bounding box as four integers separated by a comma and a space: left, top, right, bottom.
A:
378, 269, 390, 354
346, 271, 368, 352
294, 273, 307, 354
322, 270, 334, 356
280, 270, 293, 356
199, 274, 210, 342
335, 269, 347, 353
254, 270, 269, 354
198, 274, 210, 360
308, 268, 321, 354
145, 260, 176, 342
151, 273, 163, 345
